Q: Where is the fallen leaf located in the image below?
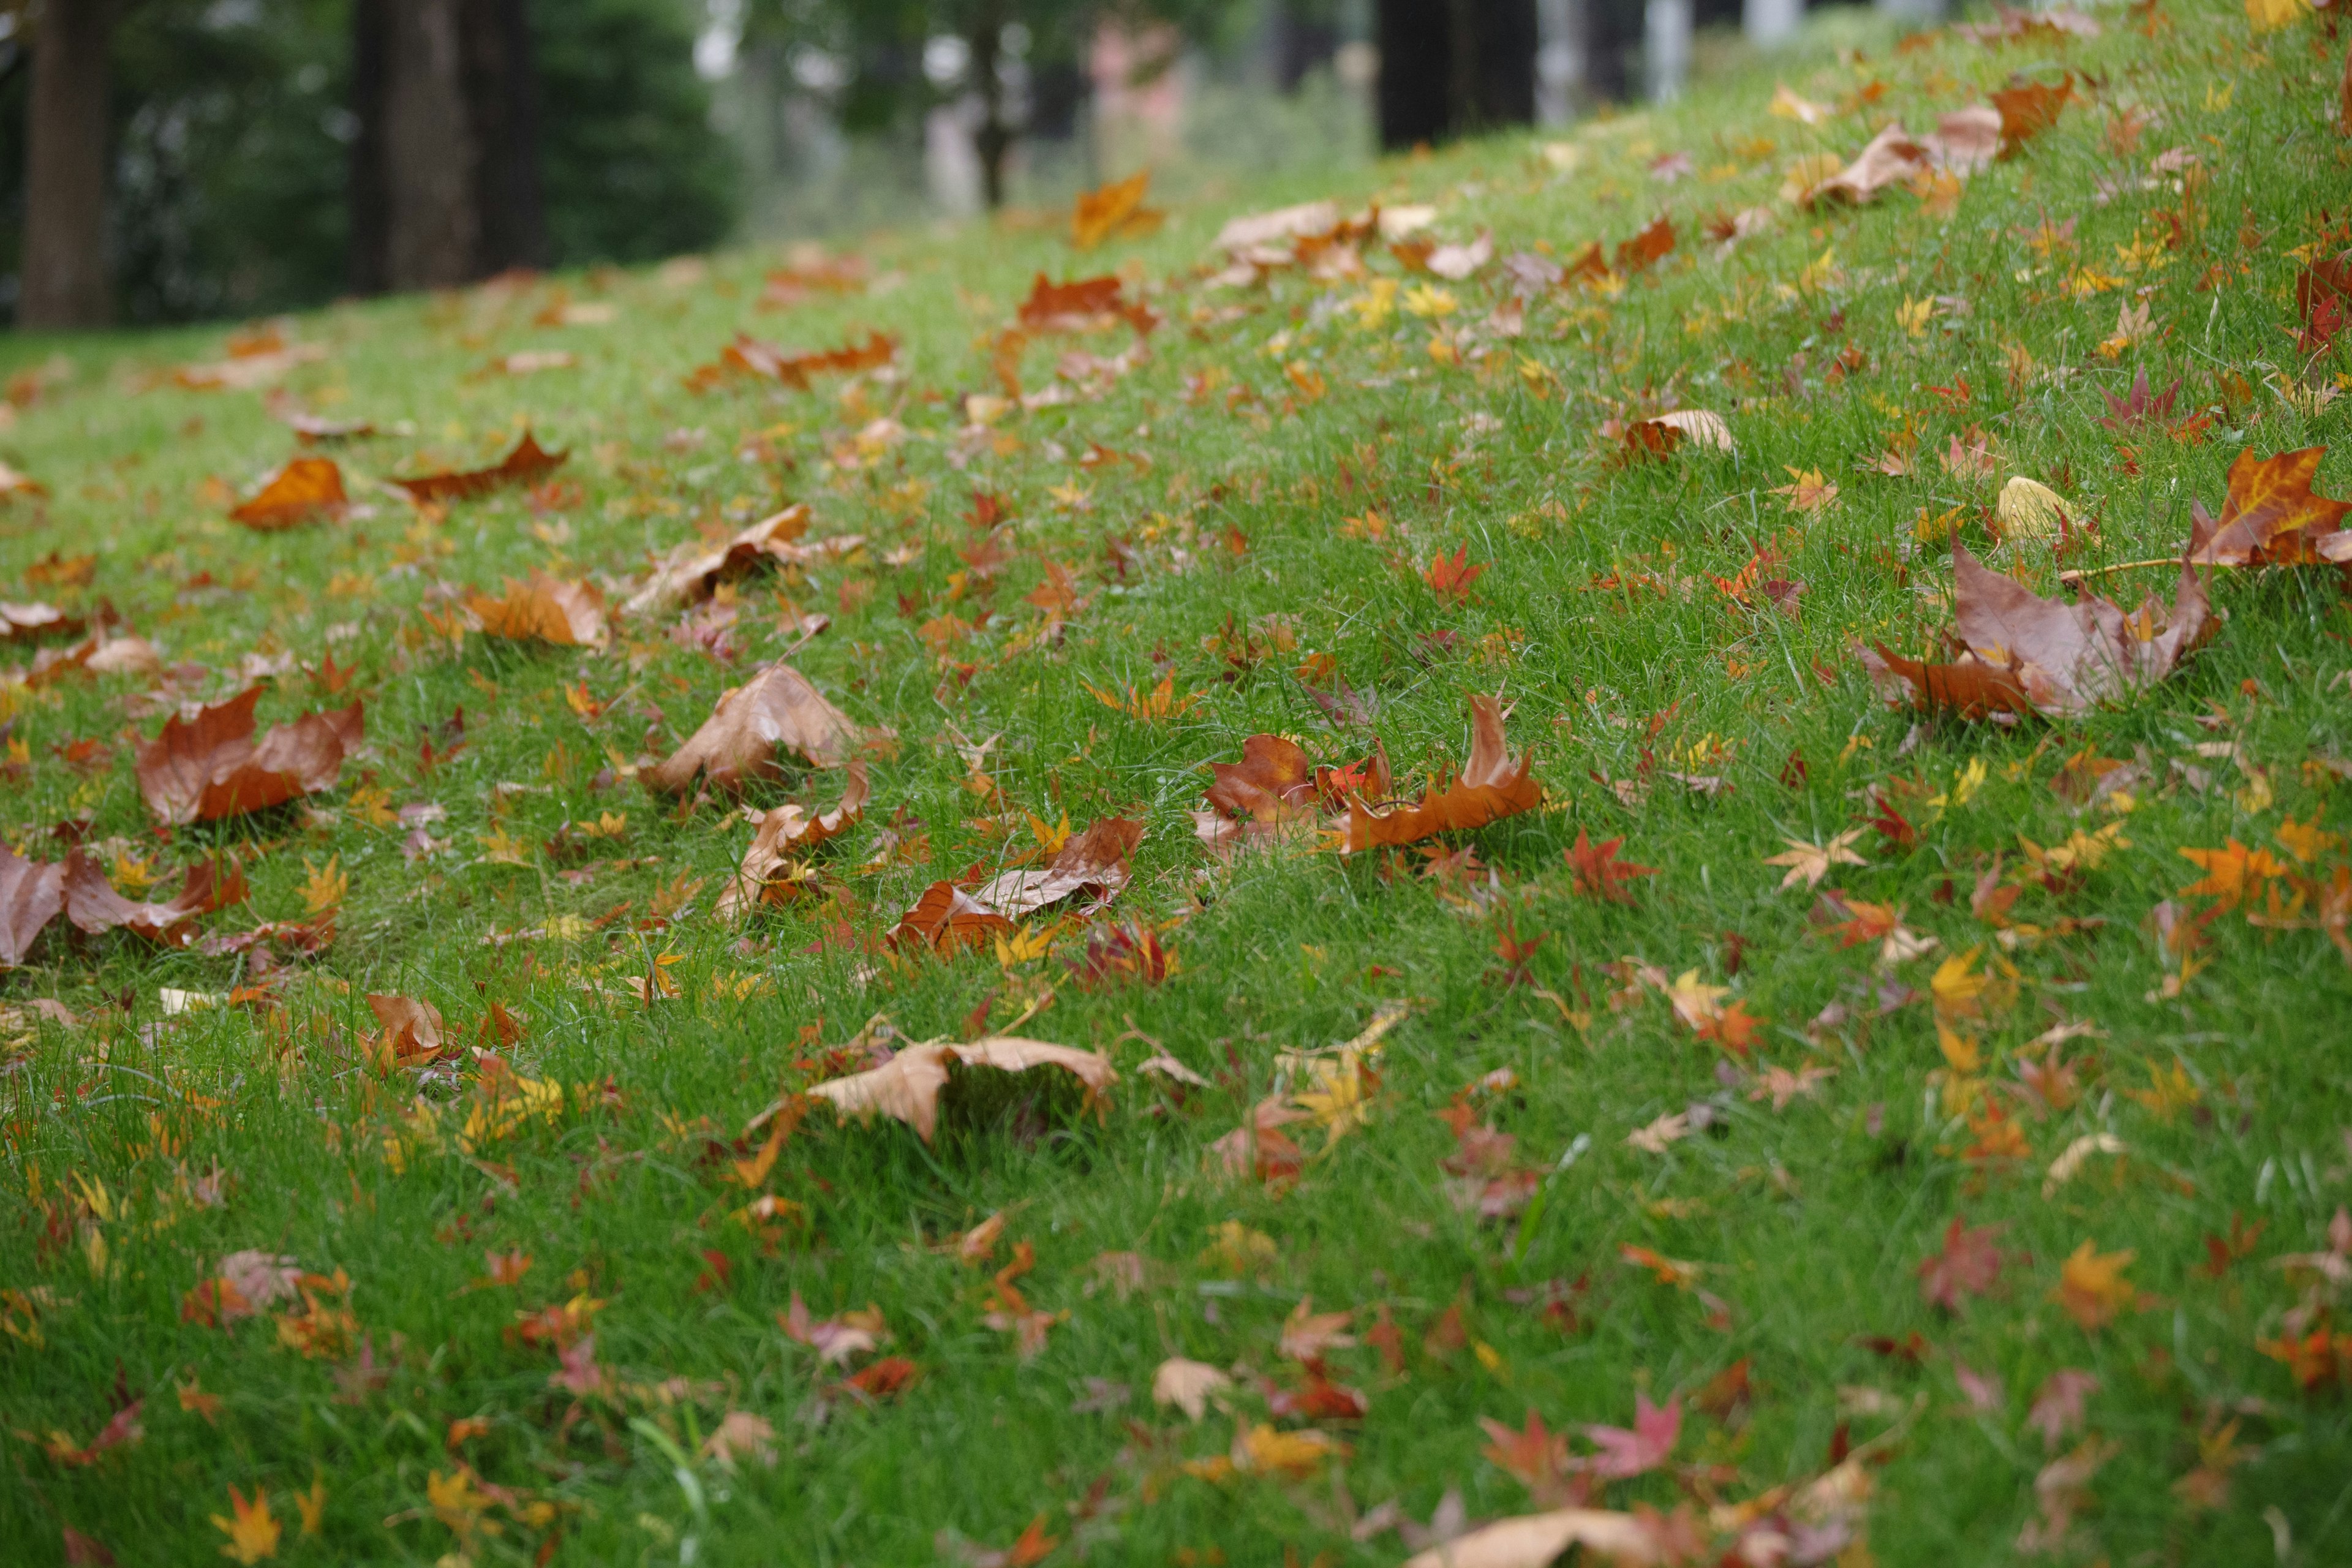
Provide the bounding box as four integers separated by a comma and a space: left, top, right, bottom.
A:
1341, 694, 1540, 853
134, 687, 364, 826
1153, 1356, 1231, 1420
808, 1036, 1117, 1144
718, 761, 869, 918
1764, 829, 1869, 889
1071, 169, 1164, 249
389, 431, 565, 505
228, 458, 345, 530
1859, 542, 2208, 718
1401, 1507, 1668, 1568
645, 661, 869, 792
2187, 447, 2352, 567
466, 573, 607, 647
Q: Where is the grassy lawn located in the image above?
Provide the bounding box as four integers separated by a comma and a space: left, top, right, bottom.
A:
6, 3, 2352, 1563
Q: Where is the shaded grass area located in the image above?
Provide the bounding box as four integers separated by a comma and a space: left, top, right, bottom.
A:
4, 3, 2352, 1564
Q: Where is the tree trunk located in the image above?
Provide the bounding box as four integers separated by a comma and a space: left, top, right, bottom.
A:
21, 0, 118, 330
381, 0, 480, 290
1377, 0, 1536, 149
462, 0, 546, 273
348, 0, 392, 295
970, 0, 1010, 210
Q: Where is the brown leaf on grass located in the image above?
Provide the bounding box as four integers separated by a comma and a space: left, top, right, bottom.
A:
718, 761, 869, 919
134, 687, 364, 825
388, 431, 565, 505
0, 459, 48, 499
2187, 447, 2352, 567
808, 1036, 1117, 1144
714, 330, 896, 390
1918, 1216, 2008, 1312
466, 572, 607, 647
1613, 215, 1675, 273
1621, 409, 1735, 462
59, 854, 202, 945
1992, 77, 2073, 152
1858, 544, 2207, 719
1, 600, 82, 643
0, 843, 66, 966
623, 505, 850, 613
645, 661, 868, 793
891, 881, 1017, 951
1072, 169, 1164, 248
1194, 734, 1384, 856
228, 458, 346, 530
1152, 1356, 1232, 1420
969, 815, 1144, 919
1341, 694, 1540, 853
366, 993, 445, 1068
1400, 1507, 1670, 1568
1802, 109, 2003, 208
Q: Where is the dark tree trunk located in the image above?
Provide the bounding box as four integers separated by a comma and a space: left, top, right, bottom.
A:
22, 0, 118, 329
381, 0, 479, 289
462, 0, 546, 273
1377, 0, 1536, 150
969, 0, 1011, 210
348, 0, 392, 295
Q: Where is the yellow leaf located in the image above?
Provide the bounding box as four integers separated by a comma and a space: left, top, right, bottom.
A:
298, 856, 347, 916
2246, 0, 2305, 31
211, 1485, 281, 1564
1931, 946, 1986, 1022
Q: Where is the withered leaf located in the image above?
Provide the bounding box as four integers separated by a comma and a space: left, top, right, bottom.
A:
645, 661, 868, 793
0, 843, 66, 966
1858, 543, 2208, 718
714, 330, 895, 389
367, 993, 444, 1067
809, 1036, 1117, 1144
390, 431, 565, 505
624, 505, 845, 614
467, 572, 608, 647
134, 687, 365, 826
1, 601, 83, 643
228, 458, 346, 530
1071, 170, 1164, 249
718, 761, 869, 918
2186, 447, 2352, 568
1341, 694, 1540, 853
891, 882, 1016, 951
968, 815, 1144, 920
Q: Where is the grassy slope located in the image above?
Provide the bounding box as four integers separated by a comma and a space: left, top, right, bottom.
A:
4, 2, 2351, 1563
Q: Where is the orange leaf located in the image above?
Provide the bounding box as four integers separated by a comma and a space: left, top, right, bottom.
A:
229, 458, 346, 530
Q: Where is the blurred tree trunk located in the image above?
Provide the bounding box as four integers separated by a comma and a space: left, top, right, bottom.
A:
462, 0, 546, 272
1377, 0, 1536, 149
969, 0, 1012, 210
349, 0, 546, 292
22, 0, 119, 329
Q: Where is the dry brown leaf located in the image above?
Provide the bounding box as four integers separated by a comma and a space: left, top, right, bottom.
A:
389, 431, 565, 505
1341, 694, 1539, 853
2186, 446, 2352, 567
645, 662, 867, 793
715, 331, 895, 389
134, 687, 364, 826
1, 601, 82, 643
1860, 543, 2208, 718
622, 505, 864, 614
808, 1036, 1117, 1144
228, 458, 346, 530
0, 459, 48, 499
1071, 170, 1164, 249
467, 572, 608, 647
891, 881, 1016, 951
718, 761, 869, 918
968, 816, 1144, 920
1152, 1357, 1232, 1421
367, 993, 444, 1067
1400, 1507, 1666, 1567
0, 843, 65, 967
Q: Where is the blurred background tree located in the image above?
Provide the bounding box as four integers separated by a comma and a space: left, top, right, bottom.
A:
0, 0, 736, 328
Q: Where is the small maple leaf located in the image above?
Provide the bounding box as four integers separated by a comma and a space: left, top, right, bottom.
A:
2026, 1368, 2099, 1448
296, 856, 347, 917
1423, 547, 1488, 606
1763, 828, 1868, 889
1770, 466, 1839, 514
2051, 1241, 2141, 1330
1582, 1392, 1680, 1478
1564, 828, 1657, 903
1279, 1297, 1357, 1363
2177, 840, 2288, 910
1917, 1216, 2007, 1311
2097, 366, 2181, 431
211, 1485, 281, 1565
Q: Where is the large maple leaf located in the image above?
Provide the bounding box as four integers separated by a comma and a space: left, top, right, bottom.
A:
2186, 447, 2352, 567
1340, 694, 1540, 852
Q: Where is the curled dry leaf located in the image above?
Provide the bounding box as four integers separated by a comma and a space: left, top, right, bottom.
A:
1152, 1357, 1232, 1421
645, 661, 868, 793
624, 505, 862, 614
1341, 694, 1540, 853
2185, 447, 2352, 567
2, 601, 82, 643
228, 458, 346, 530
1071, 169, 1164, 249
134, 687, 364, 826
807, 1036, 1117, 1144
1858, 543, 2208, 718
466, 572, 608, 647
1802, 108, 2003, 208
969, 815, 1144, 920
0, 843, 65, 966
1997, 477, 2076, 545
366, 993, 444, 1068
1400, 1507, 1667, 1568
1193, 735, 1389, 856
891, 881, 1016, 951
389, 431, 565, 505
1623, 409, 1735, 462
712, 330, 895, 389
718, 761, 869, 918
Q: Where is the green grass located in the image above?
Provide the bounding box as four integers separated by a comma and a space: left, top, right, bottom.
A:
6, 4, 2352, 1564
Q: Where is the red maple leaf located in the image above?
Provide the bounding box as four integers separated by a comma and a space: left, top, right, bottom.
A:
1917, 1215, 2007, 1312
1423, 548, 1488, 606
1564, 828, 1657, 903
